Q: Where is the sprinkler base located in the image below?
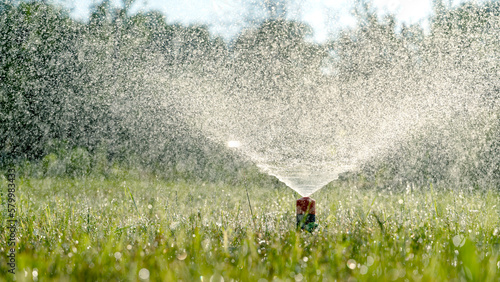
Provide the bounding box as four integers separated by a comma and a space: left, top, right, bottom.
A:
296, 197, 318, 232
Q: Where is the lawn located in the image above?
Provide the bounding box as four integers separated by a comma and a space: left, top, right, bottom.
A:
1, 168, 499, 281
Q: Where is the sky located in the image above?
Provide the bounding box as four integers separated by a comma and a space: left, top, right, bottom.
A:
64, 0, 467, 42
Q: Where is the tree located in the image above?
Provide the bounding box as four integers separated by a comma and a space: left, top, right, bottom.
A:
0, 2, 86, 162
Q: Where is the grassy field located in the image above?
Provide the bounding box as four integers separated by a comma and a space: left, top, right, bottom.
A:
1, 168, 500, 281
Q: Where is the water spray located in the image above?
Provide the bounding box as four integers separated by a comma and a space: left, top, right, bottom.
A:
296, 196, 317, 232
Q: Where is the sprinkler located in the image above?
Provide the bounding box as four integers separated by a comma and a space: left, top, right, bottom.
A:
296, 197, 317, 232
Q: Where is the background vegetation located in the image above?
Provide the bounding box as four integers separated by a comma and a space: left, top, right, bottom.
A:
0, 0, 498, 187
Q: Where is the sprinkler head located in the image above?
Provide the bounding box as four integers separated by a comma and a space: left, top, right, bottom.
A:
296, 197, 317, 232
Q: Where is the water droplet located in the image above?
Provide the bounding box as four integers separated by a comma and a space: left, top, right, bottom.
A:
227, 140, 241, 148
347, 259, 356, 269
452, 235, 465, 247
177, 252, 188, 260
170, 222, 180, 230
367, 256, 375, 266
138, 268, 150, 280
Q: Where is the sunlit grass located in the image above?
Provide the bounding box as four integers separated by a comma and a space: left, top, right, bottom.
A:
1, 170, 499, 281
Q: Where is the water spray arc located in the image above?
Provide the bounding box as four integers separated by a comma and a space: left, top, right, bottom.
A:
173, 2, 500, 232
230, 140, 319, 230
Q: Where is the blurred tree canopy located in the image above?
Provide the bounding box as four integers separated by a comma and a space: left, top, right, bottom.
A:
0, 0, 498, 187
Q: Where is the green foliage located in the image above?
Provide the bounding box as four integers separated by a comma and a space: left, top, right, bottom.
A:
0, 1, 245, 180
234, 19, 325, 102
0, 2, 81, 160
41, 147, 90, 177
327, 0, 500, 189
0, 0, 498, 187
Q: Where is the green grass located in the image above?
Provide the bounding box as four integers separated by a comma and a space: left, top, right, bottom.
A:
1, 169, 500, 281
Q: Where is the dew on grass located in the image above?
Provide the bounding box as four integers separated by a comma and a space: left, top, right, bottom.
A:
453, 235, 466, 247
347, 259, 356, 269
138, 268, 150, 280
177, 251, 188, 260
170, 222, 180, 230
366, 256, 375, 266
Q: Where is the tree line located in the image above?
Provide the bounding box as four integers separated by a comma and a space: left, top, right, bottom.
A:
0, 0, 498, 187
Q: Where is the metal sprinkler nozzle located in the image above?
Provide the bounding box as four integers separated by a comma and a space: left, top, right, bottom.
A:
296, 197, 317, 232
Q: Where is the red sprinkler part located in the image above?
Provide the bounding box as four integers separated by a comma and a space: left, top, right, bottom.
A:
296, 197, 316, 215
296, 197, 317, 231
